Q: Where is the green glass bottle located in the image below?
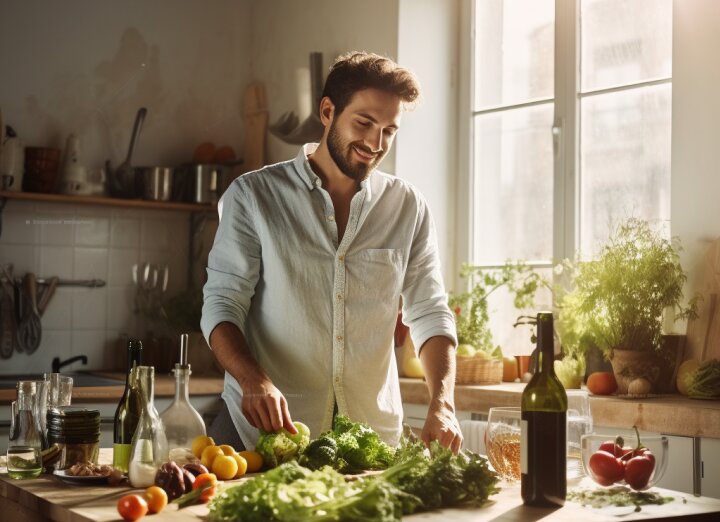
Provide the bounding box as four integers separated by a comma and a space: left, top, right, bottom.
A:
521, 312, 567, 506
113, 339, 143, 473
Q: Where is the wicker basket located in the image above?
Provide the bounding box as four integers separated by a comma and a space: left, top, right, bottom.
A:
455, 356, 503, 385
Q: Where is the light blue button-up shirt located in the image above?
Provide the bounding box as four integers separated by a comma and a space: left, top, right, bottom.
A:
201, 144, 456, 447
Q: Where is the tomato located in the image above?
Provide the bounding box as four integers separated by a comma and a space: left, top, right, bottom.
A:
624, 452, 655, 490
589, 450, 625, 485
117, 494, 148, 521
587, 372, 618, 395
598, 439, 623, 457
192, 472, 218, 503
144, 485, 168, 514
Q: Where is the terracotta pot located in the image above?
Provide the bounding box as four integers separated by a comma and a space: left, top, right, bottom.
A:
610, 349, 662, 394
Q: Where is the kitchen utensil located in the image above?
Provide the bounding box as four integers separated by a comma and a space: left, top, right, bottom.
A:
16, 273, 42, 354
22, 147, 61, 193
268, 52, 324, 145
1, 264, 17, 359
109, 107, 146, 198
686, 238, 720, 362
240, 82, 269, 174
37, 276, 59, 316
139, 166, 173, 201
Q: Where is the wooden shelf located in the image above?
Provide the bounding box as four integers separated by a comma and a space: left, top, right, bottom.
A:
0, 190, 216, 213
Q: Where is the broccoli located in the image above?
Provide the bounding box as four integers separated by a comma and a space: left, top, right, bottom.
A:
298, 436, 338, 470
255, 421, 311, 469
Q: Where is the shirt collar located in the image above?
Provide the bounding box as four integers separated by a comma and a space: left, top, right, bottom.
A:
293, 143, 373, 195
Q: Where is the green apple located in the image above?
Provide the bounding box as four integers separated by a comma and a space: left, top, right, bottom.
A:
456, 344, 476, 357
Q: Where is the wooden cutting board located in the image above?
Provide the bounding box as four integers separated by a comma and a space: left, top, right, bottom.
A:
685, 238, 720, 362
240, 82, 268, 174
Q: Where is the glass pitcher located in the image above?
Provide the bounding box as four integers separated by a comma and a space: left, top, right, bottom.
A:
128, 366, 168, 488
7, 381, 45, 478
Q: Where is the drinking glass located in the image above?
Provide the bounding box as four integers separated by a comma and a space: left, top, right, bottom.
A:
45, 374, 73, 408
567, 390, 592, 480
485, 407, 522, 481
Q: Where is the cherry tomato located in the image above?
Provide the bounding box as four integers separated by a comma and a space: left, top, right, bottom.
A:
589, 450, 625, 485
117, 494, 148, 521
192, 472, 218, 503
625, 452, 655, 490
144, 485, 168, 514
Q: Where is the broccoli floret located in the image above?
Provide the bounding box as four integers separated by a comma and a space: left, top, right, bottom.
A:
255, 421, 312, 469
298, 436, 338, 470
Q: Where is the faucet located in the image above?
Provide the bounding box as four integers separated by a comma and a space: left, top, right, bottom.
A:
51, 355, 88, 373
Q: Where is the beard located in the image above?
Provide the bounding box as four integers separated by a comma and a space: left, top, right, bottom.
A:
326, 120, 386, 181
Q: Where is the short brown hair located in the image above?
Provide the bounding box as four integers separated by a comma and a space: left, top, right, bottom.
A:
321, 51, 421, 115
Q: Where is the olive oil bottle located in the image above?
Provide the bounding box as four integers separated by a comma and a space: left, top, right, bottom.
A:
113, 339, 143, 473
521, 312, 567, 506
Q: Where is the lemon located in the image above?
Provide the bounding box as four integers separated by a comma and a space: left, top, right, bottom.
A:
232, 454, 248, 478
237, 450, 263, 473
201, 445, 224, 469
191, 435, 215, 459
212, 454, 239, 481
217, 444, 236, 456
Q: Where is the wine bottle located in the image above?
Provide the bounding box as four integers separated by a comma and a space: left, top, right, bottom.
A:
113, 339, 143, 473
521, 312, 567, 506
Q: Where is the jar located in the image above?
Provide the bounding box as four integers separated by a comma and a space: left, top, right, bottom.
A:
46, 406, 100, 470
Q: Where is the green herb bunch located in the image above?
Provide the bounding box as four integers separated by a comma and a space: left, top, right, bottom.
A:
449, 261, 546, 357
570, 218, 698, 357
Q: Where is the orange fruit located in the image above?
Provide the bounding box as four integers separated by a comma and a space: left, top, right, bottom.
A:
193, 142, 216, 163
238, 450, 263, 473
117, 494, 148, 521
232, 453, 248, 478
217, 444, 236, 456
587, 372, 618, 395
201, 445, 224, 469
211, 455, 238, 481
191, 435, 215, 458
144, 485, 168, 513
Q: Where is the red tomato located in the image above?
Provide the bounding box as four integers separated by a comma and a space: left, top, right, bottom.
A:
587, 372, 618, 395
117, 494, 148, 521
625, 452, 655, 490
598, 439, 623, 457
589, 450, 625, 485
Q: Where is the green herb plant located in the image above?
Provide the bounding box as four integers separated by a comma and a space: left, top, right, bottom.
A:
449, 261, 546, 359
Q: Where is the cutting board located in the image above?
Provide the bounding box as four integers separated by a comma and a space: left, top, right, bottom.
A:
685, 238, 720, 362
240, 82, 268, 174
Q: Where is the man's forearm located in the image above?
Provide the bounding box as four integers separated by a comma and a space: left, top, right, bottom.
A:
418, 335, 457, 412
208, 321, 268, 388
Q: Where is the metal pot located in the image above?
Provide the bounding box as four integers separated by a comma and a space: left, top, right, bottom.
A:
173, 163, 233, 204
138, 167, 173, 201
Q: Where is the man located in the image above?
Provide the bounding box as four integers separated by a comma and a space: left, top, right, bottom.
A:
201, 51, 462, 453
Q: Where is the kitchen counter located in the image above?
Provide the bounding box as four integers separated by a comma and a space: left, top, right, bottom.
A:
2, 449, 720, 521
399, 378, 720, 439
0, 372, 224, 404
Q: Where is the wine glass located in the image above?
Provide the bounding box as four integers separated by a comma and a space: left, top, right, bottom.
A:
567, 390, 592, 480
485, 407, 522, 481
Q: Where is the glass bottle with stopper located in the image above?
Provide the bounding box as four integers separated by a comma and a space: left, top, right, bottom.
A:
160, 333, 206, 453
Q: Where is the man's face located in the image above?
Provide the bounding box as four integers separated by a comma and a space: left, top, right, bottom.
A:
325, 88, 402, 181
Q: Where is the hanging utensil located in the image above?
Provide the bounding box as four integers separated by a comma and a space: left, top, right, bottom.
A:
0, 264, 17, 359
109, 107, 147, 198
16, 273, 42, 354
37, 276, 59, 316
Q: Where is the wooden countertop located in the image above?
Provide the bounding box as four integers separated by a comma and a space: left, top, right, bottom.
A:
399, 378, 720, 439
0, 372, 224, 404
2, 449, 720, 521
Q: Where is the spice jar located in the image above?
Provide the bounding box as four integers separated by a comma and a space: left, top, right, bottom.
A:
46, 406, 100, 470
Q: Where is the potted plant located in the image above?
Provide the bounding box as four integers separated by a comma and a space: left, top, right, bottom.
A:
449, 261, 543, 384
566, 218, 699, 394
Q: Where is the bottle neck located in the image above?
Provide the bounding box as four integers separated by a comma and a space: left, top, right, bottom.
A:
134, 366, 155, 413
125, 342, 143, 383
536, 313, 555, 374
173, 367, 191, 402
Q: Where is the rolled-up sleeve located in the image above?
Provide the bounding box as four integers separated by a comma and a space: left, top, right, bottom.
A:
201, 179, 262, 344
401, 197, 457, 356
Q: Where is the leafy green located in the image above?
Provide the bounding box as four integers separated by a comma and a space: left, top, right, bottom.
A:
256, 422, 311, 469
298, 415, 396, 473
207, 440, 500, 522
687, 359, 720, 399
568, 486, 674, 510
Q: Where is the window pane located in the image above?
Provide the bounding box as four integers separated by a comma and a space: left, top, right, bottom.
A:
579, 84, 671, 255
475, 0, 554, 109
580, 0, 672, 92
486, 267, 553, 357
473, 104, 554, 264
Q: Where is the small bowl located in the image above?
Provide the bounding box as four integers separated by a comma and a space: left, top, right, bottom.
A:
580, 433, 668, 490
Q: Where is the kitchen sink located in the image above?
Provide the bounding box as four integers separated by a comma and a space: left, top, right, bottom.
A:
0, 372, 124, 389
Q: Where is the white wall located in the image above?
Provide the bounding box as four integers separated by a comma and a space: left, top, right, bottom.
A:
671, 0, 720, 343
0, 0, 252, 373
397, 0, 459, 285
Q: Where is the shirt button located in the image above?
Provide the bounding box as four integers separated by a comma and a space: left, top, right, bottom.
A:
336, 335, 343, 341
314, 178, 321, 187
327, 215, 335, 221
336, 293, 343, 300
335, 377, 340, 384
338, 255, 345, 262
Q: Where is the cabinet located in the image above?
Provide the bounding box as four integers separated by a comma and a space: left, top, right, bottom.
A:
701, 437, 720, 499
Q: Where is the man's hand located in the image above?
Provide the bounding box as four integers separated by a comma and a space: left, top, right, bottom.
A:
240, 376, 298, 434
422, 400, 463, 454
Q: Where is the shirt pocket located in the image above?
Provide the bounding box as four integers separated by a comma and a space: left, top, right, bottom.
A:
353, 248, 404, 299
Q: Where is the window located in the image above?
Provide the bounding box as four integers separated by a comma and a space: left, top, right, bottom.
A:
465, 0, 673, 355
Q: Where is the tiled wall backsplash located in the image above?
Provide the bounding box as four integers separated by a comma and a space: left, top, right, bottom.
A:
0, 200, 190, 374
